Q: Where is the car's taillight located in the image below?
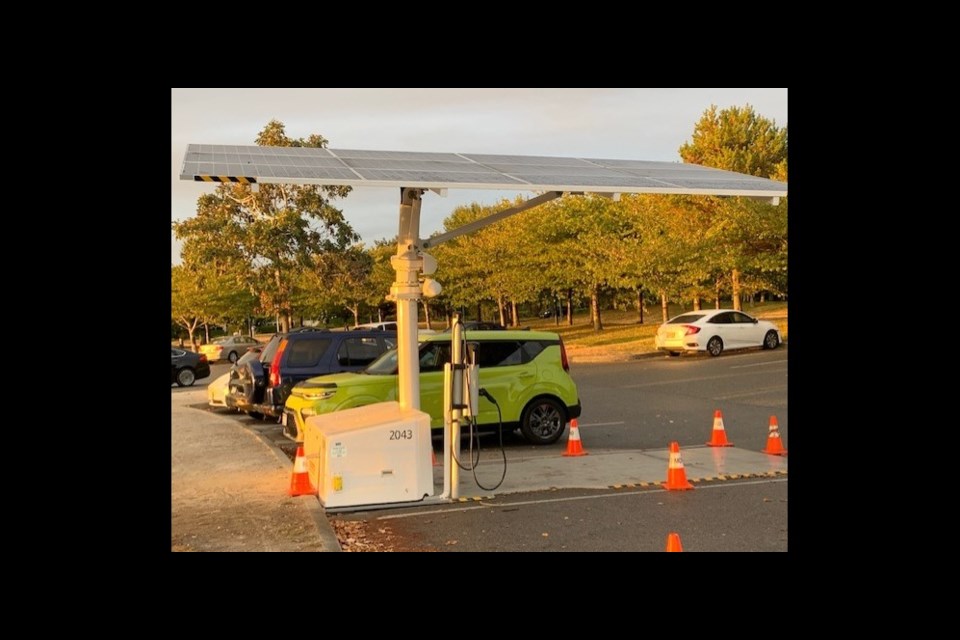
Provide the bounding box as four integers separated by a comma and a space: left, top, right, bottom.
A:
559, 338, 570, 373
269, 339, 287, 387
198, 354, 208, 363
683, 325, 701, 336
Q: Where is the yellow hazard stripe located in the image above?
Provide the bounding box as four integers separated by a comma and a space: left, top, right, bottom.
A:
608, 471, 786, 490
195, 176, 257, 183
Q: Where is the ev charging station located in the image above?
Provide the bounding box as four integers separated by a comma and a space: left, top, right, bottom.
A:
180, 146, 787, 509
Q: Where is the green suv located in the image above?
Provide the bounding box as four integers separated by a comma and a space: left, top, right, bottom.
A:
282, 330, 581, 445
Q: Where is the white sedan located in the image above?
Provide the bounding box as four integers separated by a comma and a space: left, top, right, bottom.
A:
655, 309, 781, 357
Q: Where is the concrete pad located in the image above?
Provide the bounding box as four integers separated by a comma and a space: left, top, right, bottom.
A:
434, 445, 787, 500
172, 387, 341, 551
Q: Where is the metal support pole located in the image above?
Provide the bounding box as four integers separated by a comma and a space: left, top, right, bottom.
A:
391, 187, 423, 411
449, 314, 463, 499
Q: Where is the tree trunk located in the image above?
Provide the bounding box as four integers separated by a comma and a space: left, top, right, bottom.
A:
422, 299, 431, 330
693, 296, 701, 311
591, 284, 603, 331
378, 308, 383, 322
476, 303, 483, 323
497, 296, 506, 327
509, 300, 518, 327
567, 288, 574, 325
204, 323, 210, 344
445, 309, 451, 329
637, 287, 644, 324
350, 306, 359, 326
732, 269, 742, 311
760, 291, 766, 303
715, 277, 722, 309
660, 291, 669, 323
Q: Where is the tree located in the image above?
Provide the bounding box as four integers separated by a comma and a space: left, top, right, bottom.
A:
173, 120, 357, 332
320, 245, 375, 327
171, 265, 208, 349
679, 105, 788, 310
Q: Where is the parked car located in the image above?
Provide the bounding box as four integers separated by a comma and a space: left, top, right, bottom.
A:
208, 347, 263, 408
199, 335, 261, 363
352, 321, 398, 331
227, 330, 396, 419
283, 330, 581, 445
654, 309, 781, 357
171, 349, 211, 387
441, 321, 504, 332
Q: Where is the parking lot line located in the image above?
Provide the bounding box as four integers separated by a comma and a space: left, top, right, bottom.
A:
376, 477, 788, 520
729, 359, 788, 369
618, 369, 786, 389
712, 384, 788, 400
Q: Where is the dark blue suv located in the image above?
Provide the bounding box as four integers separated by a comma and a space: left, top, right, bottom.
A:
227, 330, 395, 419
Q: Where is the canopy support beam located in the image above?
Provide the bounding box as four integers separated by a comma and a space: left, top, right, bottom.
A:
421, 191, 563, 248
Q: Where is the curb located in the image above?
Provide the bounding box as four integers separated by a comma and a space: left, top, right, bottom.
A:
239, 419, 342, 552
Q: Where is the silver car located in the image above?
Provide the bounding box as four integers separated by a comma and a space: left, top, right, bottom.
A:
198, 335, 260, 363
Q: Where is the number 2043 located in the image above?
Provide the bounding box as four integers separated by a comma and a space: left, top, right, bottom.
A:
389, 429, 413, 441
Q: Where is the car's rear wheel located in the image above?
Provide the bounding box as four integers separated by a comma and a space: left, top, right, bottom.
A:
520, 397, 567, 445
228, 351, 238, 363
706, 336, 724, 357
667, 351, 680, 357
763, 330, 779, 350
176, 367, 196, 387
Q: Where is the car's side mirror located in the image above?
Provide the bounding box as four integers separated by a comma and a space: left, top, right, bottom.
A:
753, 319, 758, 324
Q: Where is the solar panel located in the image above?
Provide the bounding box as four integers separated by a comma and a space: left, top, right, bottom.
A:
179, 145, 787, 197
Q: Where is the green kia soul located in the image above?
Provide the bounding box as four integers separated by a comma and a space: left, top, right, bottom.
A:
282, 330, 581, 445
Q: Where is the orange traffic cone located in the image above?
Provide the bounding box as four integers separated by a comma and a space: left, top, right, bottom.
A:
706, 409, 734, 447
289, 446, 315, 496
662, 441, 694, 490
666, 532, 683, 552
762, 416, 787, 456
562, 419, 588, 457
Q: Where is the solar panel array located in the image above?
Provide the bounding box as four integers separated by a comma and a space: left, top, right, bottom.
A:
180, 145, 787, 197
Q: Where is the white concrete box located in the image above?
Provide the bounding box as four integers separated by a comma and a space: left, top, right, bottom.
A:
303, 401, 433, 508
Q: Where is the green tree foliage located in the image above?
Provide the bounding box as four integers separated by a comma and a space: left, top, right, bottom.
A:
173, 120, 357, 332
678, 104, 787, 309
366, 240, 400, 323
171, 264, 257, 346
679, 105, 787, 178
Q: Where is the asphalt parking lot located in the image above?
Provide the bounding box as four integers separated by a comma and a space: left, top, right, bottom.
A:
187, 345, 787, 551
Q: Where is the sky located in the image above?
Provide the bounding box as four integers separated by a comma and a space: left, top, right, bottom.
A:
171, 88, 787, 263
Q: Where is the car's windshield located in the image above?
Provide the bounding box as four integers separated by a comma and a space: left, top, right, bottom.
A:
237, 350, 260, 366
365, 347, 399, 375
363, 342, 438, 376
668, 314, 706, 324
260, 336, 282, 364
